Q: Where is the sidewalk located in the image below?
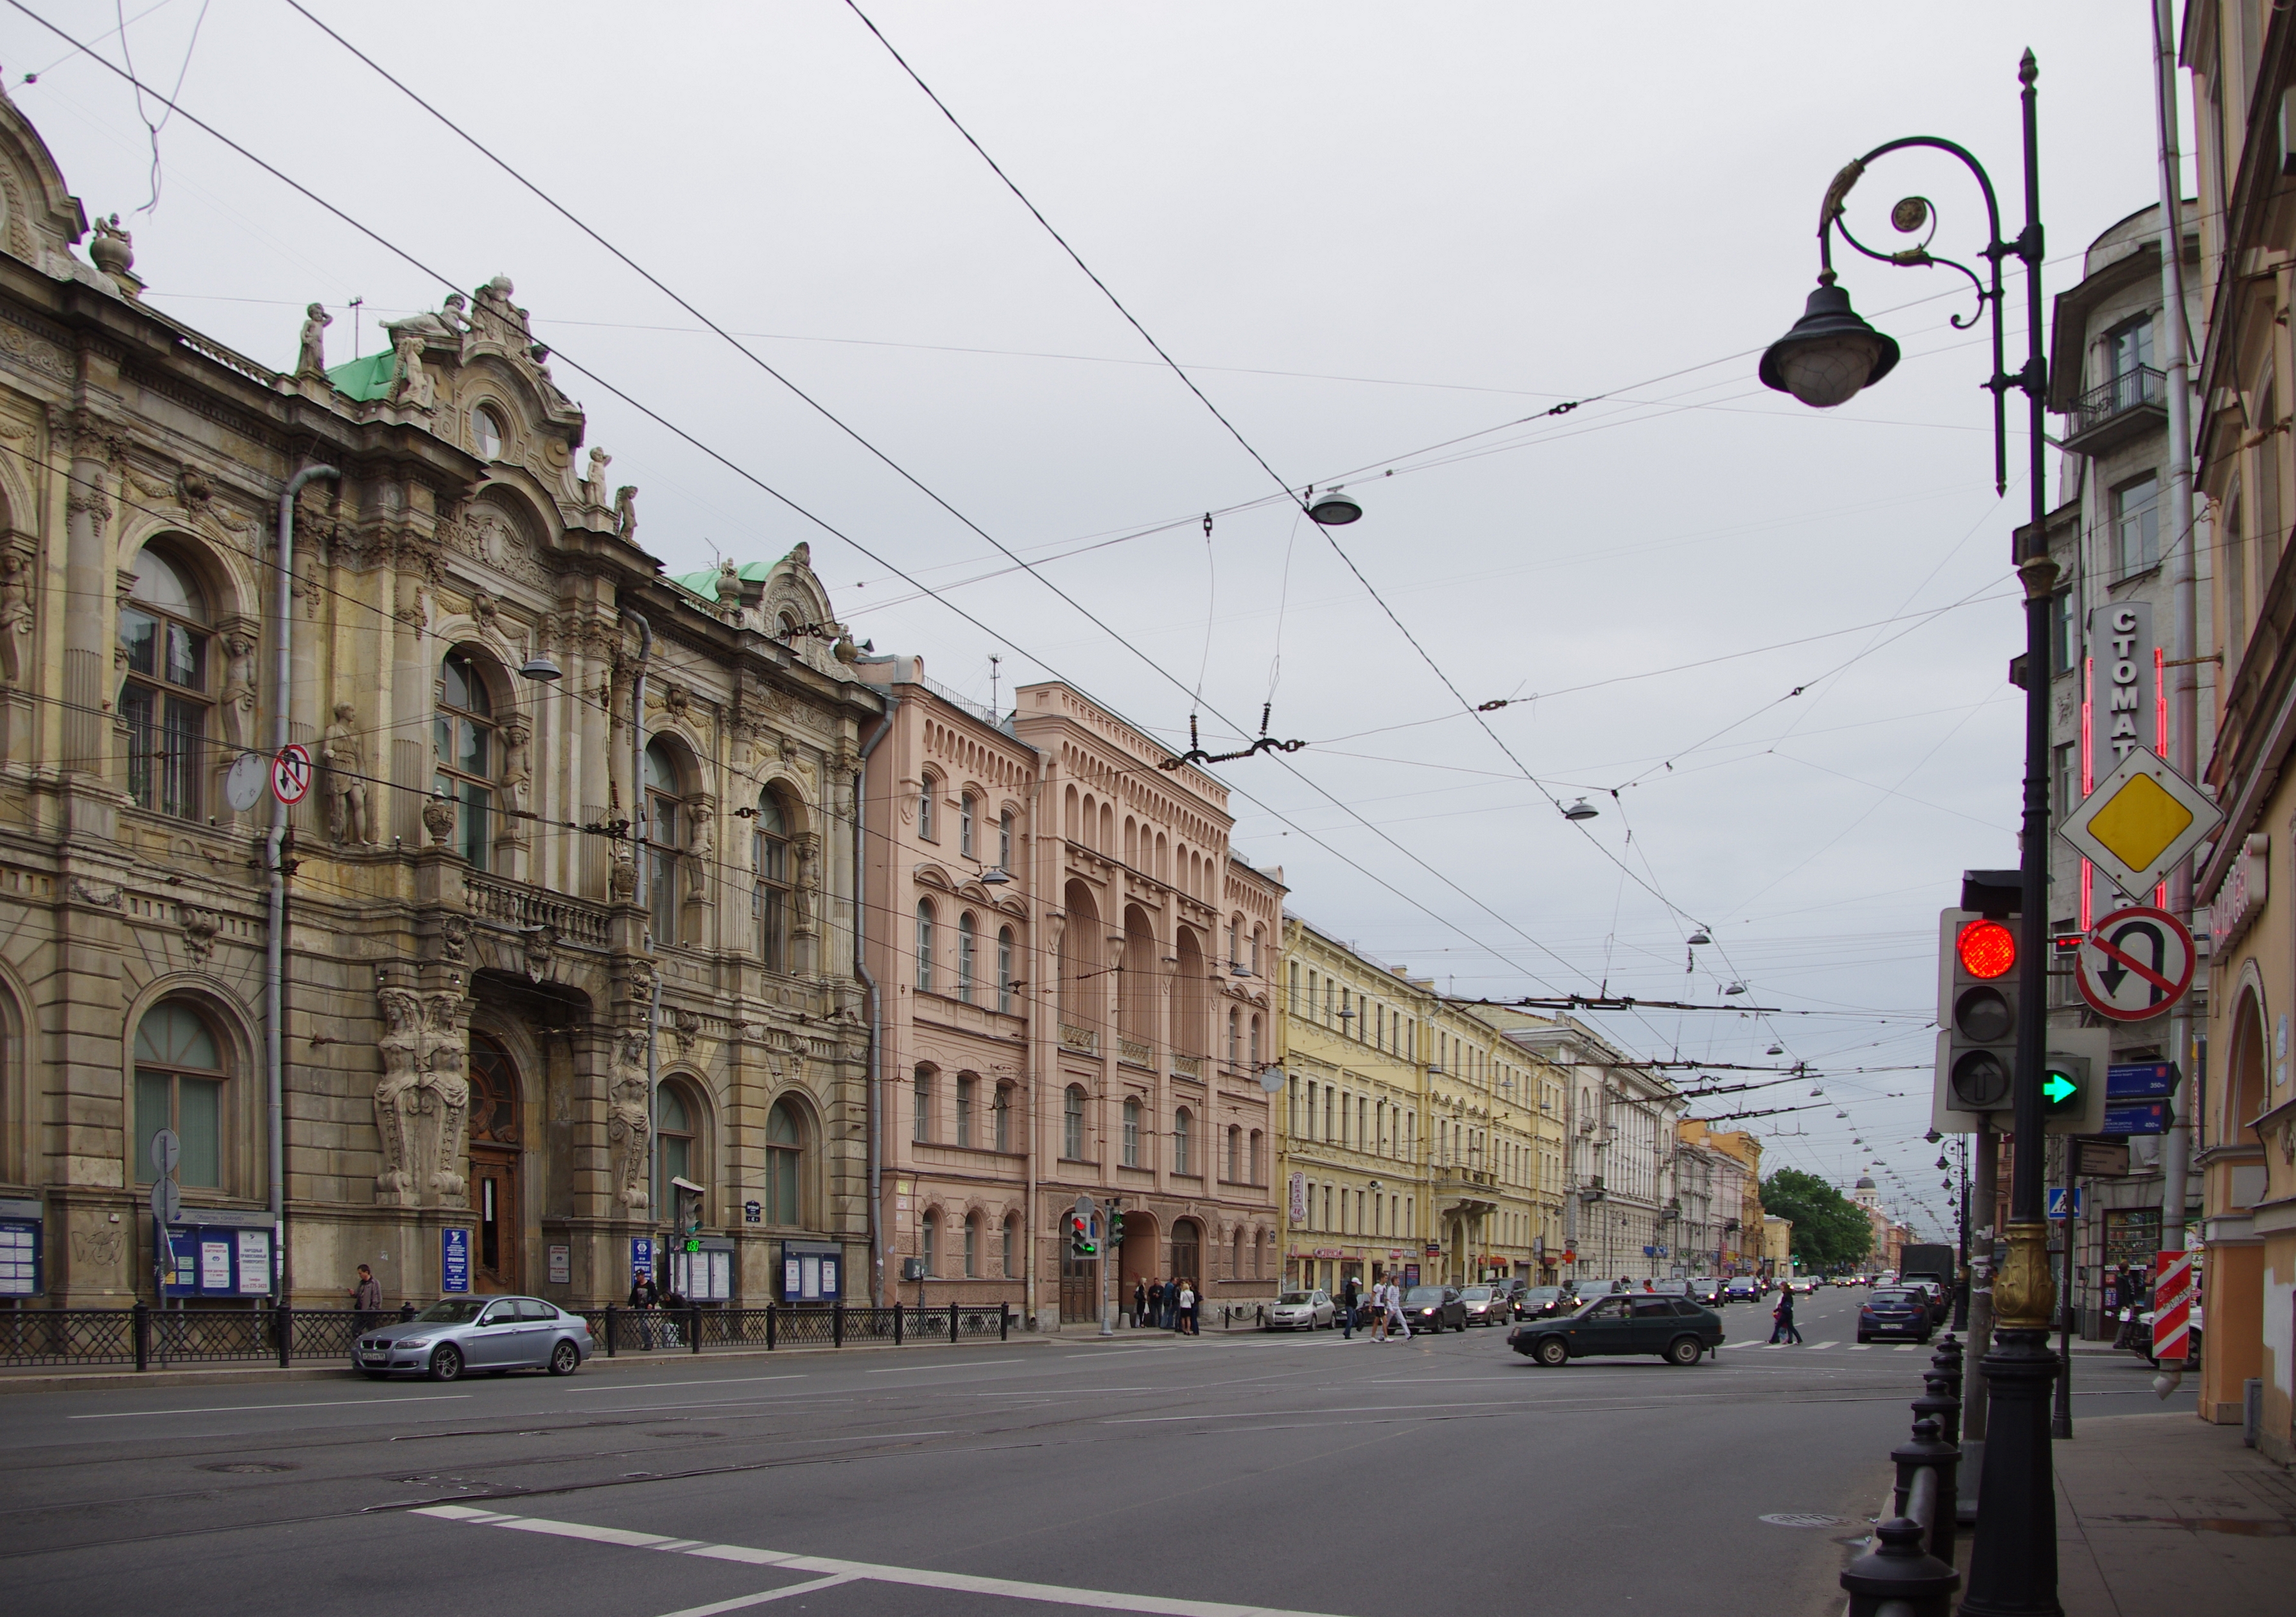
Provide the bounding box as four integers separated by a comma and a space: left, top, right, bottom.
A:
2055, 1410, 2296, 1616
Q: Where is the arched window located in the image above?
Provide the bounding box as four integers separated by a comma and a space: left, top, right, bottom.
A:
1251, 925, 1263, 975
657, 1083, 696, 1207
960, 792, 977, 857
752, 792, 791, 971
435, 649, 497, 870
133, 1001, 225, 1188
957, 913, 977, 1003
1174, 1108, 1193, 1176
1253, 1229, 1265, 1279
472, 405, 505, 460
955, 1073, 977, 1148
1063, 1085, 1085, 1160
912, 1066, 934, 1144
1225, 1124, 1240, 1182
1227, 1008, 1240, 1065
119, 548, 211, 820
1122, 1097, 1141, 1167
964, 1212, 980, 1277
643, 740, 683, 945
916, 900, 936, 993
919, 774, 939, 841
1232, 1226, 1244, 1279
996, 926, 1014, 1014
1249, 1015, 1262, 1065
921, 1209, 940, 1276
993, 1081, 1013, 1151
1248, 1129, 1264, 1184
766, 1099, 803, 1225
998, 810, 1013, 870
1002, 1212, 1019, 1278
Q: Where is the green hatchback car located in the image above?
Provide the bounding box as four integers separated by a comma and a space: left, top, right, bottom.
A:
1508, 1293, 1725, 1367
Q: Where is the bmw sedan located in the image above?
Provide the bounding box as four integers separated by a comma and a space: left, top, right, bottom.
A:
1265, 1289, 1336, 1331
1402, 1285, 1467, 1333
1856, 1289, 1934, 1345
354, 1296, 594, 1381
1510, 1293, 1724, 1367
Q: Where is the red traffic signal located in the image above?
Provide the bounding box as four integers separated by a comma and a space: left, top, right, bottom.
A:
1956, 919, 2015, 981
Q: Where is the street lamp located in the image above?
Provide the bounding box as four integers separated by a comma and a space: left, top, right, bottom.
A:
1757, 51, 2057, 1617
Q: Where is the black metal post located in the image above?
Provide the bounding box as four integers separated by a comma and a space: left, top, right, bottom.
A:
1000, 1301, 1010, 1342
833, 1300, 844, 1348
892, 1300, 903, 1345
689, 1304, 702, 1354
2051, 1193, 2076, 1438
1954, 1137, 1972, 1331
132, 1300, 148, 1372
948, 1300, 959, 1343
767, 1302, 777, 1351
275, 1298, 292, 1368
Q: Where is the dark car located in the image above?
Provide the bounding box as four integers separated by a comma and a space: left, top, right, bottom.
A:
1514, 1285, 1569, 1320
1722, 1276, 1761, 1304
1509, 1293, 1724, 1367
1899, 1280, 1950, 1326
1857, 1288, 1935, 1344
1689, 1277, 1723, 1307
1402, 1284, 1466, 1333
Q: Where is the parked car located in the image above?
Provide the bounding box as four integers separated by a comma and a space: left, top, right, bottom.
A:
1457, 1285, 1507, 1327
1265, 1289, 1336, 1331
1723, 1277, 1761, 1304
1509, 1293, 1725, 1367
355, 1296, 593, 1381
1900, 1280, 1950, 1325
1856, 1288, 1935, 1345
1514, 1286, 1569, 1320
1689, 1277, 1723, 1307
1402, 1285, 1466, 1333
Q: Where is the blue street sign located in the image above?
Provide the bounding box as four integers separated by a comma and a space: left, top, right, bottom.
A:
631, 1236, 654, 1284
440, 1227, 471, 1293
2101, 1101, 2170, 1136
2107, 1062, 2178, 1100
2046, 1187, 2083, 1219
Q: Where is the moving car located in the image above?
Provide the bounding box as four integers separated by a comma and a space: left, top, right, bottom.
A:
1689, 1277, 1723, 1306
1509, 1293, 1725, 1367
1457, 1285, 1506, 1326
1784, 1277, 1819, 1295
1723, 1277, 1761, 1304
1648, 1278, 1691, 1297
1265, 1289, 1337, 1331
1856, 1288, 1935, 1344
355, 1296, 593, 1381
1514, 1286, 1569, 1320
1402, 1284, 1466, 1333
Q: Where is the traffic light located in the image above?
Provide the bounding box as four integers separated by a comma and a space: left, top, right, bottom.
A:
674, 1181, 704, 1254
2040, 1037, 2109, 1135
1935, 908, 2018, 1124
1068, 1211, 1097, 1258
1107, 1207, 1125, 1247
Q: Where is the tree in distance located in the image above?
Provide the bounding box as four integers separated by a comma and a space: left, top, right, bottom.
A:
1760, 1168, 1875, 1271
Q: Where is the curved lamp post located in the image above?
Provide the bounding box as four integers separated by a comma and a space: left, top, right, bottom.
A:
1757, 51, 2058, 1617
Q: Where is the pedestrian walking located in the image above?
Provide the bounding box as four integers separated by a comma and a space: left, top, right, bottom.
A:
1132, 1279, 1147, 1329
1370, 1279, 1389, 1342
629, 1270, 660, 1350
1386, 1279, 1411, 1341
1772, 1286, 1804, 1345
1339, 1275, 1359, 1340
352, 1263, 382, 1330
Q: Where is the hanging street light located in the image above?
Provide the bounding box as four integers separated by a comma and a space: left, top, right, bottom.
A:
1563, 798, 1599, 821
1304, 486, 1363, 525
1758, 276, 1901, 407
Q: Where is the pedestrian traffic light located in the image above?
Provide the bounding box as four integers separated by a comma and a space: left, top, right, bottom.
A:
672, 1180, 704, 1253
1068, 1211, 1096, 1258
2039, 1042, 2108, 1135
1107, 1208, 1125, 1247
1934, 907, 2018, 1128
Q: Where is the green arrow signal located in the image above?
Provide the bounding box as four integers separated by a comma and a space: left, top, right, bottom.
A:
2042, 1071, 2078, 1106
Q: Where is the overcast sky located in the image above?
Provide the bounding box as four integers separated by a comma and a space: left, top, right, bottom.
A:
3, 2, 2183, 1235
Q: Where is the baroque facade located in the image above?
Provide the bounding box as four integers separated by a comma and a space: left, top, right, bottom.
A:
0, 89, 876, 1311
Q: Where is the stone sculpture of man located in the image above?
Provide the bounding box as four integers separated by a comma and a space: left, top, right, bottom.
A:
613, 484, 638, 543
297, 303, 332, 378
421, 993, 471, 1200
686, 798, 714, 899
607, 1027, 652, 1209
389, 331, 435, 410
0, 552, 31, 686
321, 703, 373, 845
218, 632, 256, 750
373, 986, 423, 1200
582, 448, 613, 507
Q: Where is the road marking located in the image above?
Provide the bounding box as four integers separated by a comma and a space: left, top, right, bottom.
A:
1050, 1347, 1179, 1359
653, 1574, 859, 1616
69, 1394, 472, 1420
1895, 1344, 1919, 1352
1102, 1399, 1515, 1423
866, 1358, 1024, 1373
1809, 1341, 1839, 1350
565, 1375, 806, 1393
416, 1504, 1345, 1616
1761, 1343, 1787, 1351
1850, 1345, 1872, 1351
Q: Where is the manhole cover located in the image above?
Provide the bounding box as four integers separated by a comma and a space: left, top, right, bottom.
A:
200, 1461, 299, 1474
1760, 1513, 1849, 1528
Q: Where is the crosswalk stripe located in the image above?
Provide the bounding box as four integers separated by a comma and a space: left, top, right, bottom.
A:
1895, 1343, 1918, 1351
1809, 1340, 1838, 1350
1850, 1343, 1872, 1350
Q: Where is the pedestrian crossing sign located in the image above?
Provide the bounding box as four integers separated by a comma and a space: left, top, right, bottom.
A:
2057, 749, 2221, 897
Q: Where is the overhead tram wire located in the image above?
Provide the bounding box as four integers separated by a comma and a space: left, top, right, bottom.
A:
261, 14, 1644, 1008
17, 8, 1637, 1022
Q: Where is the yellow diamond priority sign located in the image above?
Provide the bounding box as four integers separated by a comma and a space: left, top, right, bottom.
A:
2058, 749, 2222, 897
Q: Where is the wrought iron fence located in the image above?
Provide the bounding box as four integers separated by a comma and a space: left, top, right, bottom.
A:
0, 1308, 137, 1367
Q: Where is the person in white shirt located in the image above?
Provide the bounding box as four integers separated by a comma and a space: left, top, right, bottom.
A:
1384, 1280, 1410, 1341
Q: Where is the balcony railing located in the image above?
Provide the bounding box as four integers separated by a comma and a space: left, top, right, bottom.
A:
2062, 364, 2167, 455
465, 872, 612, 949
1059, 1024, 1097, 1056
1170, 1054, 1203, 1081
1118, 1036, 1152, 1068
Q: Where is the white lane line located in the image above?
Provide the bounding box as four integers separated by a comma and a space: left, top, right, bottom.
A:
1809, 1341, 1839, 1350
1850, 1344, 1872, 1350
69, 1394, 472, 1420
1895, 1344, 1920, 1352
1103, 1399, 1515, 1423
565, 1375, 806, 1393
865, 1358, 1024, 1373
1761, 1343, 1787, 1351
652, 1574, 858, 1616
416, 1504, 1344, 1617
1050, 1347, 1180, 1359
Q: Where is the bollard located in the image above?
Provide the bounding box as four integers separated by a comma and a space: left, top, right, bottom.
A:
132, 1300, 149, 1372
689, 1304, 702, 1354
893, 1302, 903, 1346
604, 1304, 619, 1356
833, 1301, 845, 1348
1840, 1517, 1960, 1617
1000, 1301, 1010, 1342
275, 1299, 293, 1368
949, 1301, 959, 1344
767, 1303, 777, 1352
1892, 1415, 1959, 1566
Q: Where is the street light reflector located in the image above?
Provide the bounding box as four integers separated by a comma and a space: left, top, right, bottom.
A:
1758, 277, 1900, 408
1687, 929, 1712, 945
1305, 486, 1363, 525
519, 654, 564, 682
1563, 798, 1599, 821
979, 866, 1012, 886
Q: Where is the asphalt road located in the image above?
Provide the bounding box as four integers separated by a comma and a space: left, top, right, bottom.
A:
0, 1288, 2193, 1617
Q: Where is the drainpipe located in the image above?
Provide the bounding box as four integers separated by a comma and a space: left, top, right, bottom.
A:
268, 464, 336, 1299
857, 691, 898, 1305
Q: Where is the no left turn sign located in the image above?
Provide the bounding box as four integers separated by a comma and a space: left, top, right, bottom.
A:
272, 742, 312, 806
2074, 905, 2195, 1023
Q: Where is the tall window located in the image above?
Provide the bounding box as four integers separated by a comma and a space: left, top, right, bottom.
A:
964, 1212, 980, 1277
996, 927, 1014, 1013
134, 1002, 224, 1188
1289, 962, 1301, 1015
2104, 313, 2154, 408
916, 900, 936, 993
960, 792, 976, 857
998, 810, 1013, 869
643, 740, 682, 944
957, 913, 977, 1002
919, 774, 938, 841
1249, 1015, 1262, 1065
765, 1099, 803, 1225
434, 651, 497, 871
119, 548, 210, 820
1174, 1108, 1192, 1175
1122, 1097, 1141, 1167
752, 793, 791, 971
1228, 1008, 1240, 1064
1062, 1085, 1086, 1159
1249, 1129, 1264, 1183
912, 1067, 933, 1144
955, 1074, 976, 1148
2228, 491, 2248, 667
993, 1082, 1012, 1152
2114, 475, 2161, 575
921, 1209, 939, 1275
472, 405, 505, 460
1226, 1124, 1240, 1182
657, 1085, 695, 1205
1002, 1214, 1018, 1277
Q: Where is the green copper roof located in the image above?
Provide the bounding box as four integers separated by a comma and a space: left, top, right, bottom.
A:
324, 349, 397, 402
670, 559, 772, 602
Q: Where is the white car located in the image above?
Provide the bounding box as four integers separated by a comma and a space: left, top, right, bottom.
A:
1786, 1277, 1819, 1295
1265, 1289, 1336, 1331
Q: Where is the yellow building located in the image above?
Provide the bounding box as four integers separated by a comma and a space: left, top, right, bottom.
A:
1273, 919, 1568, 1293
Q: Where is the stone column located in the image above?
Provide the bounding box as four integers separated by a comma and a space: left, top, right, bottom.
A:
60, 414, 113, 778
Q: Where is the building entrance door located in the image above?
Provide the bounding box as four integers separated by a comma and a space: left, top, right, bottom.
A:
1058, 1244, 1097, 1324
1171, 1219, 1201, 1291
467, 1032, 524, 1294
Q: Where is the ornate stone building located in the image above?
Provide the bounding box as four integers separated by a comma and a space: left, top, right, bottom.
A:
0, 88, 876, 1310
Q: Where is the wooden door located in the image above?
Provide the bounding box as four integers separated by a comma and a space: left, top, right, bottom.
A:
471, 1147, 520, 1293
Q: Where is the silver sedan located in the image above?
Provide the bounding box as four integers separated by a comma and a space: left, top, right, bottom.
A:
1264, 1289, 1336, 1331
354, 1296, 594, 1381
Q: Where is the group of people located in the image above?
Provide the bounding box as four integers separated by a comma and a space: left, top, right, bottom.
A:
1131, 1277, 1201, 1333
